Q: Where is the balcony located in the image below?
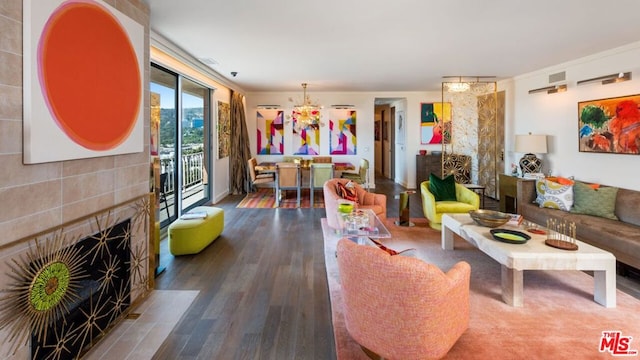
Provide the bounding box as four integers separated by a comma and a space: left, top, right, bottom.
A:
158, 151, 206, 225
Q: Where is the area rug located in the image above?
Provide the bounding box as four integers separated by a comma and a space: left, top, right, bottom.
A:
322, 218, 640, 359
237, 188, 325, 208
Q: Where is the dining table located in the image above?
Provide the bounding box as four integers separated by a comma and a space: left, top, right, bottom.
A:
254, 161, 355, 172
255, 161, 356, 189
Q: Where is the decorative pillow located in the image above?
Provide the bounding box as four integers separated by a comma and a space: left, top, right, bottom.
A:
534, 179, 547, 205
536, 179, 573, 210
570, 181, 618, 220
336, 181, 358, 204
429, 173, 457, 201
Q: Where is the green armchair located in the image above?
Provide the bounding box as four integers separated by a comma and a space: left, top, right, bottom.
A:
421, 181, 480, 230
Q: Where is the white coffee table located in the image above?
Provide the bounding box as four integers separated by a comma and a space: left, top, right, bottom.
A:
441, 213, 616, 308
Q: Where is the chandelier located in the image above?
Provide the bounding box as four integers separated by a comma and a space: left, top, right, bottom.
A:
444, 76, 471, 92
288, 83, 322, 131
446, 82, 471, 92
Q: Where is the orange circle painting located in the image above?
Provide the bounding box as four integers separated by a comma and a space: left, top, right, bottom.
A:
38, 1, 141, 151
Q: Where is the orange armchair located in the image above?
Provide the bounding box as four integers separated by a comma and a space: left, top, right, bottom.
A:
323, 178, 386, 229
336, 238, 470, 360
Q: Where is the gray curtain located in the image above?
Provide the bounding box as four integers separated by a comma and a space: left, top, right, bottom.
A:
230, 91, 251, 194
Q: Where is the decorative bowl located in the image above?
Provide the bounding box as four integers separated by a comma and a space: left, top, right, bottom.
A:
468, 209, 511, 228
338, 202, 354, 214
490, 229, 531, 244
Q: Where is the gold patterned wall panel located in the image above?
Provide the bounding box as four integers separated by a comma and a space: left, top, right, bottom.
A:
441, 82, 497, 186
477, 89, 503, 198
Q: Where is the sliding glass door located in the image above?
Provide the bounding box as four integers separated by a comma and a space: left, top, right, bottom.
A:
151, 64, 211, 227
180, 77, 210, 210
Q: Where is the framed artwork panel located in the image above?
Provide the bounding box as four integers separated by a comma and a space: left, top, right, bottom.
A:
329, 109, 357, 155
420, 102, 451, 144
578, 94, 640, 154
257, 109, 284, 154
217, 101, 230, 158
23, 0, 145, 164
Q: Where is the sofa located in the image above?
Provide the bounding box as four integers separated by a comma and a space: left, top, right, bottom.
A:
323, 178, 386, 229
336, 238, 470, 360
517, 179, 640, 271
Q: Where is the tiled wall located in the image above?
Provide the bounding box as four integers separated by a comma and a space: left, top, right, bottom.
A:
0, 1, 151, 357
0, 0, 151, 245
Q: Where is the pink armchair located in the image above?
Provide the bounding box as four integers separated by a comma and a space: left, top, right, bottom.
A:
336, 239, 470, 360
323, 178, 386, 229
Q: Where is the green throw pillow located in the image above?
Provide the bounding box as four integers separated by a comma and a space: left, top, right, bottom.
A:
570, 181, 618, 220
429, 173, 457, 201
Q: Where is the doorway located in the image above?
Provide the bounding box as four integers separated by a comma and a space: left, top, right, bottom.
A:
150, 63, 212, 227
374, 98, 405, 182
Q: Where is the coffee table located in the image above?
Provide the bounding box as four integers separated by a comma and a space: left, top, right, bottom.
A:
441, 213, 616, 308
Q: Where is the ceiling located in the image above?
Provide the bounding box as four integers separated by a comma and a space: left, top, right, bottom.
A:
147, 0, 640, 93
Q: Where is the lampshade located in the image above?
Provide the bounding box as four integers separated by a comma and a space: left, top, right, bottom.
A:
515, 134, 547, 154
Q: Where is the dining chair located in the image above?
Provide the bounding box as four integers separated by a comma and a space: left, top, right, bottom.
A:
309, 163, 334, 207
248, 157, 274, 192
341, 158, 369, 190
275, 162, 301, 207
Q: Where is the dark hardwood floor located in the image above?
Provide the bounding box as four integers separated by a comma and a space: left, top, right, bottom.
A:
153, 174, 639, 359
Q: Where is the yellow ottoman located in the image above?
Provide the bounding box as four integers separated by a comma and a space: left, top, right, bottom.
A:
168, 206, 224, 255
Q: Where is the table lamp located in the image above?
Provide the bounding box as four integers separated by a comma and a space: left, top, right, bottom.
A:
515, 134, 547, 174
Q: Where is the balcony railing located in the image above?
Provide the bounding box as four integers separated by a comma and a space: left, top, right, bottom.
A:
158, 151, 206, 224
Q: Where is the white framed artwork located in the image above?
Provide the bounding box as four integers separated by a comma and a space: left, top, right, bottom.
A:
23, 0, 145, 164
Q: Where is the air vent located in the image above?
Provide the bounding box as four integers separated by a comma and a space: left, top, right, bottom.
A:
549, 71, 566, 83
198, 57, 219, 66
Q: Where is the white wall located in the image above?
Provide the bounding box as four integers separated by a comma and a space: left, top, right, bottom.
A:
246, 91, 442, 189
506, 41, 640, 191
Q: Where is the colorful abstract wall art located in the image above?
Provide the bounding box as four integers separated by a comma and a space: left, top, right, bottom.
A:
257, 109, 284, 154
578, 94, 640, 154
217, 101, 230, 158
23, 0, 145, 163
329, 109, 357, 155
420, 102, 452, 144
293, 124, 320, 155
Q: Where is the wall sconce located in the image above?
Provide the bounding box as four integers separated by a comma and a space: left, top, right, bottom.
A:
528, 84, 567, 94
577, 72, 632, 86
256, 105, 281, 109
330, 105, 355, 109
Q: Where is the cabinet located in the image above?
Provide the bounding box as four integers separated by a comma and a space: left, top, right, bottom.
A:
416, 154, 442, 187
499, 174, 534, 213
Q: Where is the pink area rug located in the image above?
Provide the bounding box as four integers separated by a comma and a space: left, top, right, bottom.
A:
322, 218, 640, 359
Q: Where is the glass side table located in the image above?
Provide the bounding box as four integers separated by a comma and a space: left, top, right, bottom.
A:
335, 208, 391, 244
